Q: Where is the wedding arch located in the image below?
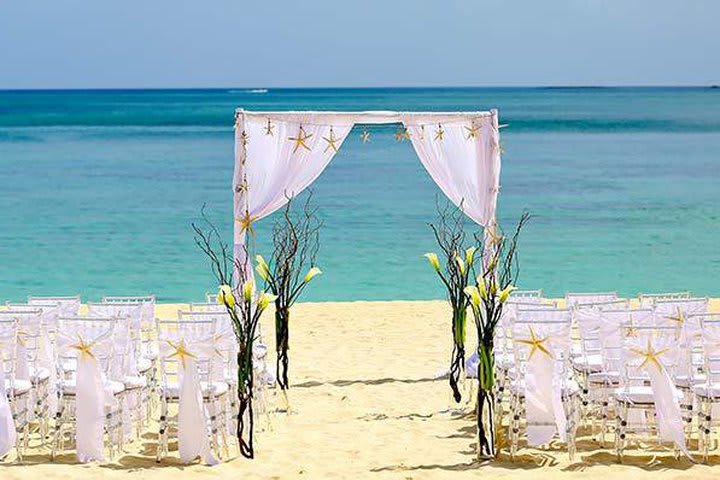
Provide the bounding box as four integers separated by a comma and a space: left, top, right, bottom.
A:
232, 109, 502, 272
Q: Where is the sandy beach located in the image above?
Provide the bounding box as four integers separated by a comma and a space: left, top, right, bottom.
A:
1, 299, 718, 479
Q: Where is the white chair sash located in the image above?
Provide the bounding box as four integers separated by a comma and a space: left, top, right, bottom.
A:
159, 333, 220, 466
56, 328, 114, 463
0, 328, 17, 457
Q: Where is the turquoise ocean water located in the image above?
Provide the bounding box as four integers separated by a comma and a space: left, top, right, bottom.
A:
0, 88, 718, 302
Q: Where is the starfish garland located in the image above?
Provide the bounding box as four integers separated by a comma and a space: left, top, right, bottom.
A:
322, 126, 341, 153
418, 125, 425, 141
630, 339, 669, 370
434, 124, 445, 142
235, 180, 249, 194
264, 118, 274, 136
288, 125, 313, 153
464, 123, 480, 140
239, 130, 249, 148
360, 129, 371, 143
394, 126, 410, 142
235, 210, 257, 236
166, 339, 196, 368
515, 326, 553, 360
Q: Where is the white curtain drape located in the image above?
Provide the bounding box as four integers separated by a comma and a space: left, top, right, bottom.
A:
233, 110, 501, 278
0, 326, 17, 457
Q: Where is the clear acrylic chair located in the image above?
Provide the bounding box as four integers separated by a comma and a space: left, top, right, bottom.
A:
509, 290, 543, 303
613, 324, 681, 462
565, 292, 618, 309
28, 295, 81, 317
156, 317, 230, 462
508, 308, 578, 460
639, 291, 691, 308
51, 316, 126, 461
0, 307, 54, 446
695, 315, 720, 461
0, 317, 31, 462
88, 302, 150, 437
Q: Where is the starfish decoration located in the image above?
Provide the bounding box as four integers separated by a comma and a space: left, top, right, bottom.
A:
360, 129, 371, 143
322, 126, 341, 153
486, 225, 504, 246
464, 123, 481, 140
630, 339, 669, 370
166, 339, 196, 368
666, 306, 685, 326
394, 126, 410, 142
434, 124, 445, 142
625, 325, 638, 338
235, 180, 249, 194
16, 330, 29, 347
239, 130, 249, 147
288, 125, 313, 153
264, 118, 274, 136
516, 326, 553, 360
70, 334, 96, 360
235, 210, 257, 236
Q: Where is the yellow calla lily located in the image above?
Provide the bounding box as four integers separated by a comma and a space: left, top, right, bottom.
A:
255, 262, 271, 282
499, 285, 517, 303
217, 284, 236, 308
465, 247, 477, 264
455, 255, 466, 276
423, 252, 440, 272
303, 267, 322, 283
478, 279, 488, 300
489, 279, 497, 295
257, 292, 278, 311
464, 285, 481, 309
242, 279, 255, 302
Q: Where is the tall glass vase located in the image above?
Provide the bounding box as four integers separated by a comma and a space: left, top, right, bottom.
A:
476, 341, 498, 459
449, 307, 467, 403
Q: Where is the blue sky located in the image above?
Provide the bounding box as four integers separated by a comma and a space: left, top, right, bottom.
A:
1, 0, 718, 89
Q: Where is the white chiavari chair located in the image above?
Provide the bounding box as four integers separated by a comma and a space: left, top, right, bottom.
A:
613, 324, 684, 462
0, 317, 30, 462
565, 292, 618, 309
88, 302, 149, 438
190, 302, 227, 313
695, 315, 720, 461
639, 291, 691, 308
653, 298, 709, 432
156, 317, 229, 463
509, 290, 543, 303
509, 308, 577, 460
51, 316, 127, 461
1, 307, 54, 445
28, 296, 81, 317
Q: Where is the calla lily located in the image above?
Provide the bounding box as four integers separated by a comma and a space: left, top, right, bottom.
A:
255, 262, 271, 282
257, 292, 278, 311
499, 285, 517, 303
454, 255, 466, 276
303, 267, 322, 283
256, 254, 270, 270
242, 279, 255, 302
489, 279, 497, 295
217, 284, 236, 308
464, 285, 481, 309
478, 279, 488, 300
423, 252, 440, 272
465, 247, 477, 264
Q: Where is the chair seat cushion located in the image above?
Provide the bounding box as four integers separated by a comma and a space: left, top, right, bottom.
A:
30, 366, 51, 382
693, 384, 720, 398
572, 354, 602, 373
123, 375, 147, 390
137, 357, 153, 374
614, 386, 682, 404
4, 379, 32, 396
588, 371, 620, 385
160, 380, 229, 398
60, 379, 125, 397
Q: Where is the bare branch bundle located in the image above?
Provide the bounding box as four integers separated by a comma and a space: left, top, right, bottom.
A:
192, 206, 276, 459
424, 198, 482, 403
255, 193, 322, 391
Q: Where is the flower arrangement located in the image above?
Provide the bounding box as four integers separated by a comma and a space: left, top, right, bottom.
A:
464, 212, 530, 459
424, 201, 481, 403
192, 210, 275, 459
254, 194, 322, 393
